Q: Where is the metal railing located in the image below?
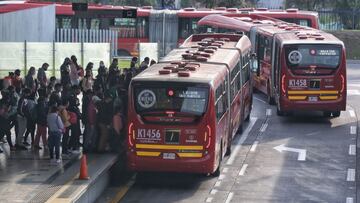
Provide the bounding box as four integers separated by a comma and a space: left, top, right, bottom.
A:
56, 28, 118, 56
318, 9, 360, 30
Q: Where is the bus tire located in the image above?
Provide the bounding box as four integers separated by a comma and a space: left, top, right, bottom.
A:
277, 106, 284, 116
332, 111, 341, 117
267, 82, 275, 105
323, 111, 331, 117
245, 113, 250, 121
225, 144, 231, 156
212, 145, 222, 177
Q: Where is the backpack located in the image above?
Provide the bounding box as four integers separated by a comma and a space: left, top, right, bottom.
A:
68, 111, 77, 125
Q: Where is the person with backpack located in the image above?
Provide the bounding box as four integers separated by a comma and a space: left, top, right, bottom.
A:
47, 105, 64, 164
33, 88, 48, 150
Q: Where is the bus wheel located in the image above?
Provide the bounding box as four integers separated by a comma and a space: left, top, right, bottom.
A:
267, 83, 275, 105
212, 146, 222, 177
277, 106, 284, 116
245, 114, 250, 122
323, 111, 331, 117
332, 111, 341, 117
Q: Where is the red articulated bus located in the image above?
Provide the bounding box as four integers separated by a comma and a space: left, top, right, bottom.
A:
198, 15, 346, 117
127, 33, 252, 175
178, 7, 319, 41
0, 1, 320, 56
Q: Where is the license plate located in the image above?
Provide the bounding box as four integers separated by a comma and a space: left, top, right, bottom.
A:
288, 79, 307, 88
163, 153, 175, 160
308, 96, 318, 102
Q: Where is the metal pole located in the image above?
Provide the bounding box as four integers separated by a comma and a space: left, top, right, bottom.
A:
162, 11, 165, 56
24, 40, 27, 75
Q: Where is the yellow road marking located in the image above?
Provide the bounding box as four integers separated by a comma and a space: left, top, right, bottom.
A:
109, 174, 136, 203
136, 144, 203, 150
46, 157, 95, 203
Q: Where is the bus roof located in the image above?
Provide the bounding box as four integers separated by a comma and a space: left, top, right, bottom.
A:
133, 33, 251, 85
276, 31, 344, 46
0, 1, 152, 16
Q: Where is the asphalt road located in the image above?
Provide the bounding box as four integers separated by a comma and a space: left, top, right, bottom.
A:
101, 62, 360, 203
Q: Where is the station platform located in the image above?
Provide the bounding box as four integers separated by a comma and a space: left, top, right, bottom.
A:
0, 143, 118, 203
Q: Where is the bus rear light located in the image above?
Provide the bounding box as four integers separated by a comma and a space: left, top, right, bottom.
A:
281, 75, 286, 94
128, 122, 134, 147
205, 125, 212, 149
340, 74, 345, 93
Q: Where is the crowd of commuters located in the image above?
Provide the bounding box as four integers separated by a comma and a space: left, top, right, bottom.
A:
0, 55, 154, 163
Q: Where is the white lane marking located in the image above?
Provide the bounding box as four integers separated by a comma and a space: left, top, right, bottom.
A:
350, 126, 357, 135
346, 197, 354, 203
266, 109, 272, 116
206, 197, 213, 203
349, 110, 356, 118
254, 96, 267, 104
210, 189, 218, 195
250, 141, 259, 152
219, 174, 226, 180
273, 144, 306, 161
349, 145, 356, 156
226, 117, 257, 165
225, 192, 234, 203
222, 167, 229, 173
238, 164, 248, 176
348, 89, 360, 96
260, 123, 268, 132
214, 181, 221, 187
347, 169, 355, 181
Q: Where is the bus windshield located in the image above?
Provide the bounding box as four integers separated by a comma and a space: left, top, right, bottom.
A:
134, 83, 209, 116
285, 44, 341, 69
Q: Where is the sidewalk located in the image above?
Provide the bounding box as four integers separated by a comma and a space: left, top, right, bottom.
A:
0, 143, 118, 203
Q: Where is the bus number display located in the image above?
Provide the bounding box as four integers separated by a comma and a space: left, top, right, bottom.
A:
288, 79, 307, 88
137, 129, 161, 141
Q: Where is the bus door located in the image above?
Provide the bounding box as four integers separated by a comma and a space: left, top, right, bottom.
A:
241, 51, 252, 119
271, 39, 281, 102
215, 74, 230, 156
256, 34, 273, 95
229, 61, 242, 138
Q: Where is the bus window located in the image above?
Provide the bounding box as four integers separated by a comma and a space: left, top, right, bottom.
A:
78, 18, 87, 29
230, 62, 241, 101
179, 18, 200, 39
61, 18, 72, 29
279, 18, 311, 28
90, 19, 100, 30
241, 53, 250, 86
215, 80, 228, 121
134, 84, 209, 116
112, 17, 148, 38
285, 44, 341, 70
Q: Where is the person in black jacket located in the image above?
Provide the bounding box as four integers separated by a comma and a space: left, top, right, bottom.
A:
0, 100, 10, 153
97, 92, 114, 152
68, 85, 82, 151
33, 88, 48, 150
